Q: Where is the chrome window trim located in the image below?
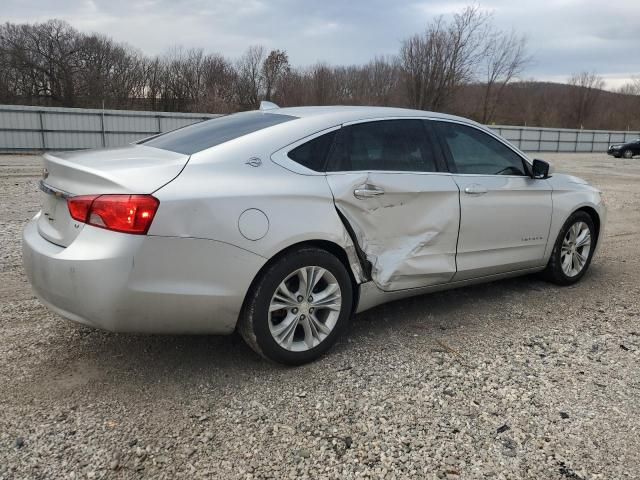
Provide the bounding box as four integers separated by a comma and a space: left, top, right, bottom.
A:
325, 170, 453, 176
324, 171, 530, 179
342, 116, 433, 125
324, 169, 532, 179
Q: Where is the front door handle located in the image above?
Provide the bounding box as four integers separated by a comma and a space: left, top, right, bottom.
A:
353, 184, 385, 199
463, 184, 488, 196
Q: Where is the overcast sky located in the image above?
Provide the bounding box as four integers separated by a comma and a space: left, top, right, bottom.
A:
4, 0, 639, 89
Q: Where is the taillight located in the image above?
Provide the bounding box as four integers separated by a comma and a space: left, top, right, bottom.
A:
67, 195, 97, 223
67, 194, 159, 235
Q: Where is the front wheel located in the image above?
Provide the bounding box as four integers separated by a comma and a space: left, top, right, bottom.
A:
239, 247, 353, 365
623, 149, 634, 159
542, 211, 596, 285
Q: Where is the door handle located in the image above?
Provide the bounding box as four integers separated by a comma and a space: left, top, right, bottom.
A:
463, 184, 488, 195
353, 184, 385, 199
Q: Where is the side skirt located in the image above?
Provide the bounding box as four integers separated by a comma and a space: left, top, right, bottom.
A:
355, 265, 546, 313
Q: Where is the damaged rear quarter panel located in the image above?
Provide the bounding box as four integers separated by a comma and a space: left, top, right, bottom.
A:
326, 172, 460, 291
150, 147, 368, 285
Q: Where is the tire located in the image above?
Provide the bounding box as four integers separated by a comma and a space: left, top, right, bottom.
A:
238, 247, 353, 365
542, 211, 596, 285
623, 149, 634, 159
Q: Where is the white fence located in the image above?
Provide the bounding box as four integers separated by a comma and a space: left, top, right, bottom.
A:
490, 125, 640, 153
0, 104, 638, 153
0, 104, 218, 152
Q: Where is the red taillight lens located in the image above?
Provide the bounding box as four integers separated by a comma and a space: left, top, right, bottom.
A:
67, 195, 98, 223
67, 194, 159, 235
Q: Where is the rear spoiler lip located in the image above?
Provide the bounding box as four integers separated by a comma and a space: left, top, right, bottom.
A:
39, 180, 73, 200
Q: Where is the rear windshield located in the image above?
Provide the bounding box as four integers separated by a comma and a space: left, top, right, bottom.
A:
140, 111, 297, 155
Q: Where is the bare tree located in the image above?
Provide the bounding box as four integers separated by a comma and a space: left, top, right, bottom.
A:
309, 63, 338, 105
149, 47, 235, 113
0, 20, 83, 106
479, 29, 529, 123
262, 49, 290, 101
235, 45, 265, 109
332, 65, 363, 104
399, 6, 490, 111
566, 71, 605, 128
362, 56, 402, 106
144, 57, 163, 110
155, 47, 206, 111
0, 35, 14, 102
78, 34, 147, 108
618, 76, 640, 96
201, 54, 235, 113
0, 19, 152, 108
4, 14, 640, 130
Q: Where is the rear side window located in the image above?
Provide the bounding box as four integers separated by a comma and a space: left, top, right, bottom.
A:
287, 130, 337, 171
326, 120, 437, 172
435, 122, 527, 176
141, 112, 297, 155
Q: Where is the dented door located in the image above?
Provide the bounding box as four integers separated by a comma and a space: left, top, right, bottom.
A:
326, 172, 460, 291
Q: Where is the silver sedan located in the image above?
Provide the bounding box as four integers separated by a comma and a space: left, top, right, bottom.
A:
22, 104, 606, 364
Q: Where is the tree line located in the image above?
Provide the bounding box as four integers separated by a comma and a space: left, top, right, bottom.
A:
1, 6, 638, 130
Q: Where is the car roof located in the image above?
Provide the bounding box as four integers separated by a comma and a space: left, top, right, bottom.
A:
273, 105, 480, 127
182, 104, 531, 164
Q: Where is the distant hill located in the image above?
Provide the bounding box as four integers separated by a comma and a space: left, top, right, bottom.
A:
449, 81, 640, 131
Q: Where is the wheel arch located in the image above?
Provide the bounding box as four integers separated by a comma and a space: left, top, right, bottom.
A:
239, 239, 361, 323
573, 205, 601, 249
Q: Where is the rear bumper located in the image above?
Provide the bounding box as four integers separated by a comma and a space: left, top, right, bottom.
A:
22, 216, 266, 334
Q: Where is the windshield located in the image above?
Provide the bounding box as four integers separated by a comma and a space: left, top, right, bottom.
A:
141, 111, 297, 155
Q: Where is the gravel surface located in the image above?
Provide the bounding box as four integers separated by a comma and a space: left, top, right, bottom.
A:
1, 153, 639, 479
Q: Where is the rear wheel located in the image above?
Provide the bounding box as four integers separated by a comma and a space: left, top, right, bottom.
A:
542, 211, 596, 285
623, 149, 634, 159
239, 247, 353, 365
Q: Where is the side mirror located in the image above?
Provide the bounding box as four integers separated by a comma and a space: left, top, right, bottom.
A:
532, 159, 551, 179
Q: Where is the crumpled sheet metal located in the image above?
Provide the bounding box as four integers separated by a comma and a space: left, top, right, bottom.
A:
327, 173, 460, 291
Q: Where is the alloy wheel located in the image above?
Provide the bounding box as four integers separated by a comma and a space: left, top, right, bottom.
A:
560, 221, 591, 277
268, 266, 342, 352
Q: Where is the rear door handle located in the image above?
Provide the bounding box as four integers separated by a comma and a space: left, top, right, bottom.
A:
353, 184, 385, 199
463, 184, 488, 196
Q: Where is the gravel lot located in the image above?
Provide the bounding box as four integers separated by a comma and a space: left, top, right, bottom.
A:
1, 153, 639, 479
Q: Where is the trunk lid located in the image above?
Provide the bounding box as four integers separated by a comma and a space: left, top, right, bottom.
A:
37, 144, 189, 247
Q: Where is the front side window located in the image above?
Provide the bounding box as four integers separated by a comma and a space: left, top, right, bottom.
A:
435, 122, 527, 176
326, 120, 437, 172
141, 112, 297, 155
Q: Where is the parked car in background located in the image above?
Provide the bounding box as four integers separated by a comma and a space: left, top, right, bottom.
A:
608, 139, 640, 158
23, 104, 606, 365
